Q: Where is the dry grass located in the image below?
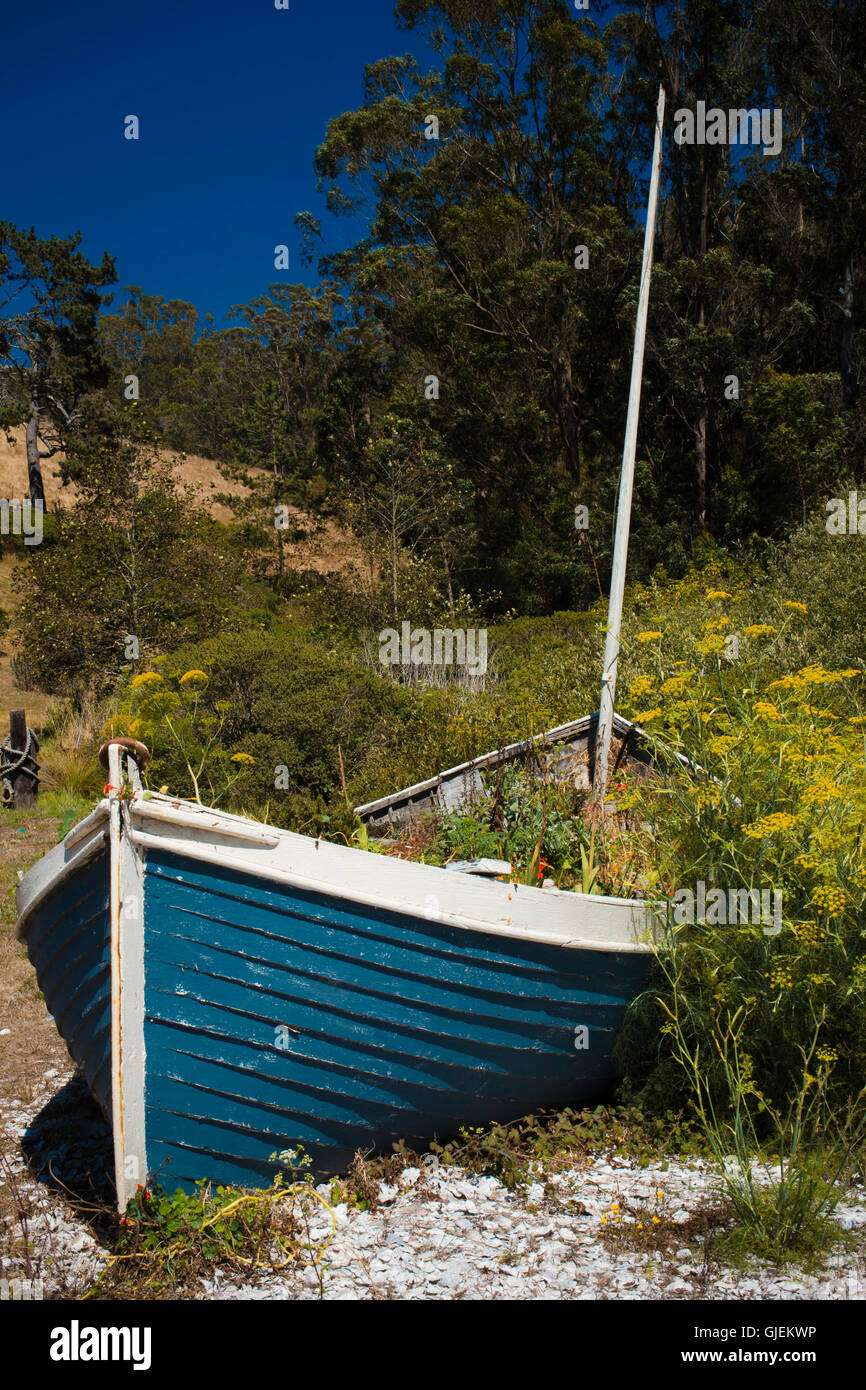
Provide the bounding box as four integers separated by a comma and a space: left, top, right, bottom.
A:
0, 429, 250, 521
385, 819, 440, 862
0, 430, 364, 575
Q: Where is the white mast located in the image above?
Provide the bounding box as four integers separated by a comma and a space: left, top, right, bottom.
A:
593, 85, 666, 800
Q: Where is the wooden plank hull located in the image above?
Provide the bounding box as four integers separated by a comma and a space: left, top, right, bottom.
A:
22, 849, 113, 1118
16, 790, 653, 1208
141, 848, 650, 1189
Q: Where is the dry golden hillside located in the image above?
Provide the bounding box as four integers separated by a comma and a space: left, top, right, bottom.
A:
0, 429, 363, 574
0, 430, 248, 522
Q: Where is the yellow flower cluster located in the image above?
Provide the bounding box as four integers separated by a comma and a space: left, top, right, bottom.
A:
630, 675, 656, 700
179, 669, 209, 690
742, 624, 777, 637
743, 811, 799, 838
633, 708, 662, 724
753, 701, 781, 720
783, 601, 808, 614
636, 631, 663, 643
694, 783, 722, 808
706, 590, 733, 600
230, 752, 255, 766
695, 634, 727, 655
131, 671, 162, 691
811, 883, 847, 916
792, 920, 828, 948
661, 675, 690, 696
703, 616, 730, 631
767, 964, 794, 990
801, 777, 844, 805
816, 1046, 838, 1064
811, 826, 847, 855
708, 735, 738, 756
767, 665, 860, 692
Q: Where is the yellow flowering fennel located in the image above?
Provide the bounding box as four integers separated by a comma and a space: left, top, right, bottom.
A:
695, 634, 727, 655
618, 570, 866, 1211
743, 811, 800, 838
179, 669, 209, 691
753, 701, 781, 720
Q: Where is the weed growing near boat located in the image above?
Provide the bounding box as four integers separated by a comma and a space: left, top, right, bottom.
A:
596, 1188, 730, 1259
321, 1109, 708, 1213
426, 1107, 708, 1194
86, 1170, 336, 1299
421, 762, 648, 895
614, 586, 866, 1257
106, 668, 255, 806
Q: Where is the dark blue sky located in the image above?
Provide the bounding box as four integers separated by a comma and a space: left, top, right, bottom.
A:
3, 0, 434, 324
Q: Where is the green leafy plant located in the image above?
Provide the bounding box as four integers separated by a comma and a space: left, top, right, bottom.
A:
86, 1168, 335, 1299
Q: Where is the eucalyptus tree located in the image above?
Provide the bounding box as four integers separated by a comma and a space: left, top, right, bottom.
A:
312, 0, 640, 608
210, 283, 341, 578
0, 222, 116, 506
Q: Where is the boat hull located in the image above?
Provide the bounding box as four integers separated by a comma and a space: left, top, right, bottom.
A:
16, 783, 653, 1207
142, 847, 650, 1189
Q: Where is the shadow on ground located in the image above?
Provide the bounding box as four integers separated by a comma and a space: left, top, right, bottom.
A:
22, 1073, 115, 1216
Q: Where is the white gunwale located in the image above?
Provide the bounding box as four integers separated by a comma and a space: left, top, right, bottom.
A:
17, 788, 655, 956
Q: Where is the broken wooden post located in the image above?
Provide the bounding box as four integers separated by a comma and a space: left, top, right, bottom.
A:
2, 710, 39, 808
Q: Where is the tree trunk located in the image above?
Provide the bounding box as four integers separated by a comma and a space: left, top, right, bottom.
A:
695, 408, 707, 527
25, 413, 46, 508
554, 346, 581, 484
841, 250, 855, 409
440, 539, 455, 622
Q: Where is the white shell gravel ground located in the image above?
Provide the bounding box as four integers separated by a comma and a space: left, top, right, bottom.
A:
3, 1070, 865, 1302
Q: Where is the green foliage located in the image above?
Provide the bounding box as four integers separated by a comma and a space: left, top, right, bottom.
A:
89, 1170, 334, 1299
107, 625, 415, 820
610, 574, 866, 1120
0, 220, 116, 499
428, 762, 614, 891
424, 1106, 708, 1194
13, 403, 231, 694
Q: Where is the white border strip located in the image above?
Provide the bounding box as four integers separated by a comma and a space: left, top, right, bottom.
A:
127, 825, 653, 954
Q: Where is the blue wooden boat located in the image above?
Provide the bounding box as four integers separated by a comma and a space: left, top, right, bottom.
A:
15, 741, 653, 1210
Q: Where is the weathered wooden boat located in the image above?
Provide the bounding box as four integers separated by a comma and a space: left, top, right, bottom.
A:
16, 740, 653, 1210
354, 710, 677, 832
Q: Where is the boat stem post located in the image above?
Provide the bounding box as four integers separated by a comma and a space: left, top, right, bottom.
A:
593, 85, 666, 803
